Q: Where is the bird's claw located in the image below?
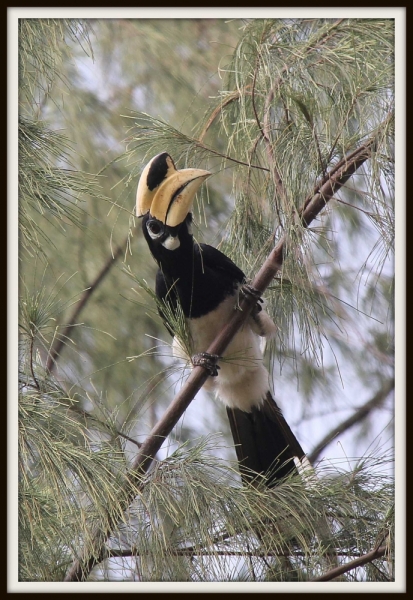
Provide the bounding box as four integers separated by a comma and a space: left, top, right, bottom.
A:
192, 352, 221, 377
239, 284, 264, 313
241, 284, 264, 302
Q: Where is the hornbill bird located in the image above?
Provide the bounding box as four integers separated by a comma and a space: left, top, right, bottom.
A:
136, 152, 308, 487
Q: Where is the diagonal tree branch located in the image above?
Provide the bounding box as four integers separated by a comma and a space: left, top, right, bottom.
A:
311, 544, 389, 582
308, 378, 394, 464
46, 236, 129, 375
64, 131, 380, 582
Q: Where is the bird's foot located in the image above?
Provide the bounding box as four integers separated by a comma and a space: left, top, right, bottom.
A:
241, 284, 264, 301
192, 352, 221, 377
240, 284, 264, 312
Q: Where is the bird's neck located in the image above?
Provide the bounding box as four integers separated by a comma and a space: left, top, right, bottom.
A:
157, 231, 197, 280
141, 216, 198, 281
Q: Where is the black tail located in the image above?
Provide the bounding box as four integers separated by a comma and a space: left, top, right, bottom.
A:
226, 392, 307, 487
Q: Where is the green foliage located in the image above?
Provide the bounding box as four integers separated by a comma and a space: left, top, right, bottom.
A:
91, 436, 393, 582
19, 18, 92, 110
18, 20, 100, 256
18, 116, 101, 256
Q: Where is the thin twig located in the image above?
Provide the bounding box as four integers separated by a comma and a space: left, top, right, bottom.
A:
30, 335, 40, 390
63, 129, 378, 582
198, 87, 252, 144
262, 83, 287, 227
72, 545, 387, 566
67, 401, 142, 449
194, 143, 269, 172
251, 54, 264, 137
101, 548, 300, 560
253, 37, 288, 216
334, 196, 381, 218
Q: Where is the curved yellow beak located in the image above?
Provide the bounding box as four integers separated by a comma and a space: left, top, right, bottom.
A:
136, 153, 211, 226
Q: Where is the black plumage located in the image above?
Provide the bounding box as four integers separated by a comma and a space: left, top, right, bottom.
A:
227, 393, 306, 486
143, 213, 244, 319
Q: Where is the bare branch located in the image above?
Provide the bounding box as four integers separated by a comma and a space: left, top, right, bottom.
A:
46, 236, 128, 374
101, 548, 304, 560
30, 336, 40, 390
308, 378, 394, 464
262, 82, 288, 211
67, 402, 142, 449
311, 545, 389, 582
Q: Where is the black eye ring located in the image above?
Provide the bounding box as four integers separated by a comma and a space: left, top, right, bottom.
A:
147, 220, 163, 238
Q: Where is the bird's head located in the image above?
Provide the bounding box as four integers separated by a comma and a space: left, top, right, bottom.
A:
136, 152, 210, 252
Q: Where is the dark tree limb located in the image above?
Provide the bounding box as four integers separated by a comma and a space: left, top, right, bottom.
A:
64, 133, 379, 582
311, 545, 389, 582
99, 546, 380, 562
308, 378, 394, 464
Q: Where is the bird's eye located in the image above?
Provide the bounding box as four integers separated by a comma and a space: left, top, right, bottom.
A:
147, 220, 163, 239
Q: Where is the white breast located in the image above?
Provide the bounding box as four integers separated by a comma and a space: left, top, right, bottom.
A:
172, 292, 276, 412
